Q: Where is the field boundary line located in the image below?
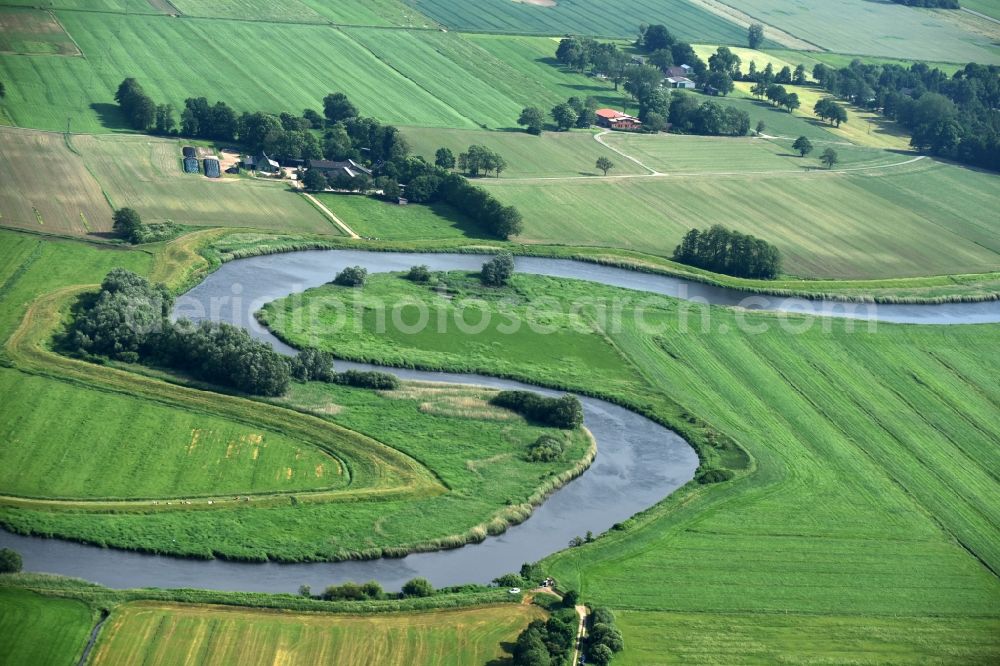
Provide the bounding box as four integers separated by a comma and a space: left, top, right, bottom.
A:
488, 155, 928, 183
962, 7, 1000, 26
302, 192, 359, 238
594, 131, 660, 175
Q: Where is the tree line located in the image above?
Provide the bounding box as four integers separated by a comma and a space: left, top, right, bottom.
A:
67, 269, 400, 396
669, 94, 750, 136
673, 225, 782, 279
811, 61, 999, 170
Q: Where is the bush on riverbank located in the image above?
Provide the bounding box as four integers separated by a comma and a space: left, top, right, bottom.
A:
492, 391, 584, 429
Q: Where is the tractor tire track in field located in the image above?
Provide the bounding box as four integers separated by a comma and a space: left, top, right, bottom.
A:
492, 152, 929, 183
301, 192, 360, 238
594, 130, 660, 175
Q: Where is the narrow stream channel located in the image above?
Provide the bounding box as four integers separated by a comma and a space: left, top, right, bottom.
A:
3, 250, 995, 593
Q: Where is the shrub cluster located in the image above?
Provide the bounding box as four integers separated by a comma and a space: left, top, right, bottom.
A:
526, 435, 566, 462
0, 548, 22, 574
112, 207, 178, 244
288, 347, 336, 382
673, 224, 781, 279
491, 391, 584, 430
696, 468, 734, 484
320, 580, 384, 601
405, 265, 432, 283
457, 145, 507, 178
332, 266, 368, 287
334, 370, 400, 390
511, 609, 579, 666
585, 608, 625, 665
480, 252, 515, 287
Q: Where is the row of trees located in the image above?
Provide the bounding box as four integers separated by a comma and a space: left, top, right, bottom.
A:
456, 144, 507, 177
750, 82, 801, 113
584, 607, 626, 666
673, 225, 782, 279
813, 98, 848, 126
491, 391, 585, 429
811, 61, 999, 170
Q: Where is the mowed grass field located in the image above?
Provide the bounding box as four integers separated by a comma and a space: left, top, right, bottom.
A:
0, 368, 343, 500
721, 0, 1000, 63
403, 126, 646, 177
0, 588, 94, 666
599, 133, 902, 173
316, 194, 494, 241
0, 7, 79, 55
90, 602, 543, 666
409, 0, 751, 42
0, 13, 618, 133
0, 128, 334, 236
267, 273, 1000, 660
0, 129, 113, 235
483, 159, 1000, 279
614, 611, 1000, 664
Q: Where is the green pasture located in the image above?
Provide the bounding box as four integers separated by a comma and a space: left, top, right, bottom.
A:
962, 0, 1000, 20
482, 159, 1000, 279
316, 194, 492, 241
0, 588, 94, 666
615, 611, 1000, 664
600, 133, 900, 173
0, 14, 620, 133
0, 368, 341, 499
265, 271, 1000, 658
402, 126, 644, 178
721, 0, 1000, 63
409, 0, 751, 42
90, 601, 542, 666
0, 7, 79, 56
169, 0, 328, 23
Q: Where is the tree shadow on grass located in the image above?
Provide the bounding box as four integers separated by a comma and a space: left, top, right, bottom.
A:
427, 201, 496, 240
88, 103, 130, 132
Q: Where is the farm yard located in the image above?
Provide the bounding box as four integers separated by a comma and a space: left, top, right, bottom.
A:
89, 602, 543, 666
0, 129, 333, 236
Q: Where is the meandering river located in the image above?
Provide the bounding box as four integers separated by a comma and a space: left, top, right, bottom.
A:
3, 250, 996, 593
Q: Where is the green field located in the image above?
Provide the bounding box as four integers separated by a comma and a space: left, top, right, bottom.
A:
265, 271, 1000, 659
0, 368, 342, 499
0, 14, 619, 133
614, 611, 1000, 664
409, 0, 751, 42
482, 159, 1000, 279
0, 587, 94, 666
90, 601, 543, 666
316, 194, 493, 240
600, 133, 901, 173
402, 126, 645, 177
722, 0, 1000, 62
0, 7, 79, 55
962, 0, 1000, 21
168, 0, 329, 23
0, 128, 333, 236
